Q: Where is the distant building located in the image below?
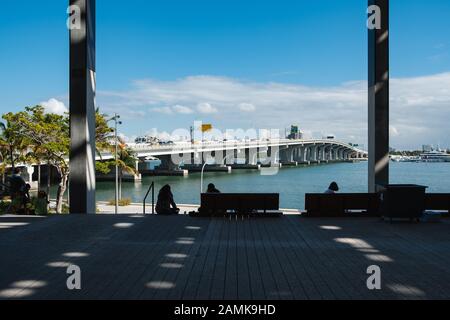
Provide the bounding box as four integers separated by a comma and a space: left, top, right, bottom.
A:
422, 145, 433, 152
287, 125, 303, 140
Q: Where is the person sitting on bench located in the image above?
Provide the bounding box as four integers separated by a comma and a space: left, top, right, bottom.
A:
156, 185, 180, 215
324, 182, 339, 194
207, 183, 221, 193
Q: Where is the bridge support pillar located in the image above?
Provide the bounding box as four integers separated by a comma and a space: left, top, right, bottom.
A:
157, 155, 182, 172
280, 147, 298, 166
311, 145, 319, 162
245, 148, 258, 165
338, 148, 344, 161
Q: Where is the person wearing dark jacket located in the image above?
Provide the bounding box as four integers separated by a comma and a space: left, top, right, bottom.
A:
207, 183, 221, 193
9, 168, 26, 198
156, 185, 180, 215
324, 182, 339, 194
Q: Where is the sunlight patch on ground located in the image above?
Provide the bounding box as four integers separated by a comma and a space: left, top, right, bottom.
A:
0, 222, 30, 229
166, 253, 188, 259
185, 226, 201, 230
387, 284, 426, 297
46, 261, 71, 268
0, 279, 48, 299
12, 280, 47, 288
160, 263, 184, 269
0, 288, 35, 298
63, 252, 90, 258
320, 225, 342, 230
335, 238, 373, 249
114, 222, 135, 228
146, 281, 176, 289
176, 237, 195, 245
357, 248, 380, 253
365, 254, 393, 262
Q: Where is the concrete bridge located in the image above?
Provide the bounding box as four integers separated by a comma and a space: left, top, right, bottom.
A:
108, 139, 367, 177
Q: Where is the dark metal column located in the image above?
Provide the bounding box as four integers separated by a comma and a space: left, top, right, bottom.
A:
69, 0, 96, 214
368, 0, 389, 193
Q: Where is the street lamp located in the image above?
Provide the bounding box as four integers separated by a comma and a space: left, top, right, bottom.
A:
109, 113, 122, 214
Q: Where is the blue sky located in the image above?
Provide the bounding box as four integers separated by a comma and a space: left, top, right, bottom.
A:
1, 0, 450, 149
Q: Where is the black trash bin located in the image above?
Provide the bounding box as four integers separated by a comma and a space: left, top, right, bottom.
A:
379, 184, 428, 222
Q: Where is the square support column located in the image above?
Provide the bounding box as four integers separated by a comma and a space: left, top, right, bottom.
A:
69, 0, 96, 214
368, 0, 389, 193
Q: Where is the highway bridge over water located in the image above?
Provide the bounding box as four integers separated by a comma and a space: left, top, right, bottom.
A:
107, 138, 368, 178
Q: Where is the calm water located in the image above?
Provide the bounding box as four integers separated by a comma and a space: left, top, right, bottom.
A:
94, 162, 450, 209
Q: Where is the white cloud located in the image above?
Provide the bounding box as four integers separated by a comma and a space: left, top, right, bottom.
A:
172, 105, 194, 114
40, 98, 68, 115
239, 103, 256, 112
197, 102, 218, 114
151, 105, 194, 115
98, 72, 450, 149
152, 106, 173, 115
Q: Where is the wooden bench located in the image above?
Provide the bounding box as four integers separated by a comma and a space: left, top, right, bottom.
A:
194, 193, 282, 217
304, 193, 380, 217
425, 194, 450, 216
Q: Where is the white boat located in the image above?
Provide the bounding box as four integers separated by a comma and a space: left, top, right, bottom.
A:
390, 155, 421, 162
420, 150, 450, 162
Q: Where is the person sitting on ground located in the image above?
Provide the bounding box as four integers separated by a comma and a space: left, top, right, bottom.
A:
207, 183, 221, 193
325, 182, 339, 194
156, 184, 180, 215
8, 168, 27, 213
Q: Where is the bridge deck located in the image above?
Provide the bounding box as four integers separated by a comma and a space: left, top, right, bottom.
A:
1, 214, 449, 300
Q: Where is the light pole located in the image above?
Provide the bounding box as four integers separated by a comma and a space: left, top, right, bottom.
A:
109, 114, 122, 214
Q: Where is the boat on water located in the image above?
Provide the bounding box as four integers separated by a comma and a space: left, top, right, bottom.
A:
420, 150, 450, 163
390, 155, 421, 162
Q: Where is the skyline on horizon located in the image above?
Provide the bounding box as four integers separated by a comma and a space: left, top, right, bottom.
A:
1, 0, 450, 150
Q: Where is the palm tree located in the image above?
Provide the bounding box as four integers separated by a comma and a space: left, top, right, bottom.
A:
95, 108, 115, 159
116, 141, 138, 200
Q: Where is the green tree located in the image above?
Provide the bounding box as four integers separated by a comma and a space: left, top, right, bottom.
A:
0, 120, 29, 171
3, 106, 70, 213
2, 106, 116, 213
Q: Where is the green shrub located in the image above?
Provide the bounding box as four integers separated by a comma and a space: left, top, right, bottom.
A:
108, 198, 132, 207
0, 201, 10, 214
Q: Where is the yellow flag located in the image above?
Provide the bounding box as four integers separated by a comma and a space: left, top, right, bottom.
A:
201, 124, 213, 133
